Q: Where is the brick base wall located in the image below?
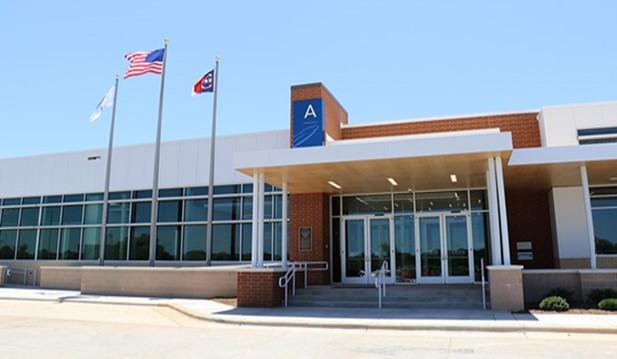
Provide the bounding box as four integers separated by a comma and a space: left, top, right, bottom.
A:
237, 269, 286, 307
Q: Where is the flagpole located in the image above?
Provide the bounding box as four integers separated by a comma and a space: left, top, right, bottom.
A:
148, 38, 169, 267
98, 75, 120, 266
205, 57, 220, 266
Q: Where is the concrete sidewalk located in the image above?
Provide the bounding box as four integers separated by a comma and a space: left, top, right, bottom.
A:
1, 287, 616, 334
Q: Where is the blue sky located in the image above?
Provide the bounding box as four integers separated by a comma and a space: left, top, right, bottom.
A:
1, 1, 616, 158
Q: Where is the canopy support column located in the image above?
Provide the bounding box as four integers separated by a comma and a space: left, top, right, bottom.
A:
250, 173, 259, 267
281, 180, 288, 268
495, 156, 511, 265
487, 157, 502, 265
580, 165, 597, 269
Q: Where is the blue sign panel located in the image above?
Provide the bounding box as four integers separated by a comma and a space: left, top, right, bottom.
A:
292, 99, 324, 148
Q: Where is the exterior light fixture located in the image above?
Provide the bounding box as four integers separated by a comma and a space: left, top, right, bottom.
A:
328, 181, 342, 190
387, 177, 398, 186
450, 174, 458, 183
610, 176, 617, 182
88, 156, 101, 161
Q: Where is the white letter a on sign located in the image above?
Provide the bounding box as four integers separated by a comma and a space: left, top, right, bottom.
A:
304, 104, 317, 119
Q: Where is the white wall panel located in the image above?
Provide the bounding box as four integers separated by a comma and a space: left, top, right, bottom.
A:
0, 130, 288, 198
549, 186, 591, 259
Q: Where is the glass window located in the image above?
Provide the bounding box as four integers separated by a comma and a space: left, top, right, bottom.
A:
470, 191, 488, 210
159, 188, 182, 198
2, 198, 21, 206
273, 222, 282, 261
264, 195, 273, 219
331, 218, 341, 282
22, 197, 41, 205
81, 227, 100, 260
59, 228, 80, 260
183, 225, 206, 260
63, 194, 84, 203
62, 205, 83, 225
105, 226, 128, 260
184, 199, 207, 222
590, 187, 617, 196
214, 185, 240, 195
156, 225, 181, 260
273, 195, 283, 219
38, 229, 59, 260
16, 229, 37, 259
132, 190, 152, 199
129, 226, 150, 260
416, 191, 468, 212
85, 193, 104, 202
107, 202, 130, 224
242, 183, 253, 193
263, 222, 272, 261
43, 195, 62, 204
131, 202, 151, 223
264, 184, 273, 192
591, 197, 617, 208
0, 230, 16, 259
212, 224, 240, 261
185, 186, 208, 196
213, 198, 240, 221
472, 212, 491, 281
394, 215, 415, 283
158, 201, 182, 223
593, 208, 617, 255
20, 207, 39, 227
83, 204, 103, 224
241, 223, 252, 261
41, 206, 61, 226
332, 197, 340, 216
109, 191, 131, 200
242, 197, 252, 220
1, 208, 20, 227
393, 193, 414, 214
342, 195, 392, 215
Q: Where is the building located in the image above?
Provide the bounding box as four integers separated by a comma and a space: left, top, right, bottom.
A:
1, 83, 617, 308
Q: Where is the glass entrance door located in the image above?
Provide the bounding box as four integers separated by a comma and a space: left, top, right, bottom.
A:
416, 212, 473, 284
341, 216, 394, 284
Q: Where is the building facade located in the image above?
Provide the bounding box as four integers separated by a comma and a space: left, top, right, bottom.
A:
1, 83, 617, 291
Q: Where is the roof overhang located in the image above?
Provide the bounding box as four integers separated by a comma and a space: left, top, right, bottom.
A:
235, 130, 513, 194
505, 143, 617, 189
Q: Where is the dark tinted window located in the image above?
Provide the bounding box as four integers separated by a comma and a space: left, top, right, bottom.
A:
158, 201, 182, 222
156, 226, 181, 260
1, 208, 20, 227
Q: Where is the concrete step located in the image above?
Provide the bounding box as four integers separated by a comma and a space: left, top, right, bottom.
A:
287, 285, 486, 309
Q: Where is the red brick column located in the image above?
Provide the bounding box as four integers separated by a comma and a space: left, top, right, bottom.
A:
237, 268, 286, 307
289, 193, 330, 285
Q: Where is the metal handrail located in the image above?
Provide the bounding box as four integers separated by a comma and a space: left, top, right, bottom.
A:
278, 261, 329, 307
481, 258, 487, 309
373, 260, 389, 309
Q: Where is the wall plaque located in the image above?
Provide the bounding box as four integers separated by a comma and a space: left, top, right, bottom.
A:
299, 226, 312, 251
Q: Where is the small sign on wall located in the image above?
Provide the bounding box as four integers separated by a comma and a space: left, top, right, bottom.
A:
299, 226, 312, 252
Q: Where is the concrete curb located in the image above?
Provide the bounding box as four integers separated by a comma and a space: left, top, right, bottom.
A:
1, 296, 616, 335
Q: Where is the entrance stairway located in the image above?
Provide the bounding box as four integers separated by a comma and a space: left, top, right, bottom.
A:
288, 284, 486, 309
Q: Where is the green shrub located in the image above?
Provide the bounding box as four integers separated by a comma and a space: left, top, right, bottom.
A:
598, 298, 617, 311
545, 288, 574, 303
539, 296, 570, 312
588, 289, 617, 305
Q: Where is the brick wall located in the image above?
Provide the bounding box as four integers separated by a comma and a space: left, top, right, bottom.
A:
290, 83, 348, 143
289, 193, 330, 284
342, 112, 541, 148
237, 270, 285, 307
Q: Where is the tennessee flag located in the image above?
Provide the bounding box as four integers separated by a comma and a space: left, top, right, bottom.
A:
192, 70, 214, 96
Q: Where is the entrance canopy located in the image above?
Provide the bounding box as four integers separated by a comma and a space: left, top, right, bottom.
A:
506, 143, 617, 189
234, 129, 513, 194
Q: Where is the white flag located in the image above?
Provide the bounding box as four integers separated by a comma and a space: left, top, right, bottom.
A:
89, 85, 115, 122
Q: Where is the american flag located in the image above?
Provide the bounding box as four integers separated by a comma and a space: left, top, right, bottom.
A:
124, 48, 165, 79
